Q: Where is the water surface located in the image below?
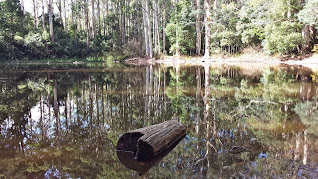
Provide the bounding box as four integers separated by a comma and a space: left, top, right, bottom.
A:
0, 62, 318, 178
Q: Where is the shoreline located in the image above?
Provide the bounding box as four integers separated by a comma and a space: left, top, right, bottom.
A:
124, 54, 318, 70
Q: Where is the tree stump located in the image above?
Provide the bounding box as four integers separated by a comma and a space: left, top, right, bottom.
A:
116, 120, 186, 161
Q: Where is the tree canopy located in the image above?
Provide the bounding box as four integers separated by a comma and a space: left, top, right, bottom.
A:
0, 0, 317, 60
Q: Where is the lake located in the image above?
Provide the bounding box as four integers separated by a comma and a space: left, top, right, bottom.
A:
0, 62, 318, 178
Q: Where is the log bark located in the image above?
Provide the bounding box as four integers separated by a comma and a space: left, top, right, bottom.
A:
116, 120, 186, 161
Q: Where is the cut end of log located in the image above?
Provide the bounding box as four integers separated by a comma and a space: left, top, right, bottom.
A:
136, 140, 154, 160
116, 132, 144, 153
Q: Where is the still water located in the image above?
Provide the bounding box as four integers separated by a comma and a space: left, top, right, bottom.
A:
0, 62, 318, 178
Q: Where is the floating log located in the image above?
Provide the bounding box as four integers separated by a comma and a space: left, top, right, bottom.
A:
116, 120, 186, 161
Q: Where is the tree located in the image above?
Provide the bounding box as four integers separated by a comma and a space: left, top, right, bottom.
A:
33, 0, 38, 28
0, 0, 26, 37
298, 0, 318, 52
92, 0, 96, 38
195, 0, 202, 55
85, 0, 89, 49
204, 0, 212, 57
48, 0, 54, 42
145, 0, 153, 58
165, 0, 196, 55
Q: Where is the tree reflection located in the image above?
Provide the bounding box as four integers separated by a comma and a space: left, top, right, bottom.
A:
0, 63, 317, 178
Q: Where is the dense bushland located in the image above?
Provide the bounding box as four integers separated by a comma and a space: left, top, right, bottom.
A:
0, 0, 317, 61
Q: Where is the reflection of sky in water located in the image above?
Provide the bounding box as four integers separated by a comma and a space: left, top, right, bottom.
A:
259, 153, 267, 158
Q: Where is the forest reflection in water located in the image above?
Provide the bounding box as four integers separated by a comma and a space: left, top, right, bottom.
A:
0, 62, 318, 178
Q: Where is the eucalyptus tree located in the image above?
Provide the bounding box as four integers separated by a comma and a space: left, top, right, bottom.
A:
92, 0, 96, 38
195, 0, 202, 55
48, 0, 54, 42
85, 0, 89, 49
58, 0, 63, 27
204, 0, 212, 57
33, 0, 38, 28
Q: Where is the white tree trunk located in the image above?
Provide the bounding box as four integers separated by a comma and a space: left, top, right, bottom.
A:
204, 0, 212, 58
92, 0, 96, 38
196, 0, 202, 55
49, 0, 54, 42
145, 0, 153, 58
142, 0, 149, 56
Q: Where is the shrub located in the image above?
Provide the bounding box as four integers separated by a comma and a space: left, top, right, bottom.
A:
23, 32, 46, 59
262, 21, 303, 55
123, 40, 143, 58
211, 30, 242, 54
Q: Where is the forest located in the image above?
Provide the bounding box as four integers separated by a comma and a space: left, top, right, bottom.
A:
0, 0, 318, 60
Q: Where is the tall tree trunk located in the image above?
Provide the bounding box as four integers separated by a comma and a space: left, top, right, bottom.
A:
145, 0, 153, 58
58, 0, 63, 27
155, 0, 160, 55
41, 0, 48, 55
103, 2, 106, 36
153, 1, 157, 53
21, 0, 25, 14
49, 0, 54, 42
204, 0, 212, 57
92, 0, 96, 38
63, 0, 66, 29
123, 0, 126, 44
302, 24, 316, 52
195, 0, 202, 55
85, 0, 90, 50
97, 0, 101, 36
33, 0, 38, 28
105, 0, 109, 36
163, 9, 166, 53
119, 1, 122, 44
41, 0, 46, 32
71, 0, 77, 49
142, 0, 149, 56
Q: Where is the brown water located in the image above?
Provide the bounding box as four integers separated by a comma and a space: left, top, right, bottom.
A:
0, 62, 318, 178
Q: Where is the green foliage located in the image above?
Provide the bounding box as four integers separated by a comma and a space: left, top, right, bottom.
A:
211, 30, 242, 54
0, 0, 317, 60
262, 22, 303, 55
312, 44, 318, 53
297, 0, 318, 26
165, 0, 196, 55
0, 0, 27, 35
23, 32, 46, 58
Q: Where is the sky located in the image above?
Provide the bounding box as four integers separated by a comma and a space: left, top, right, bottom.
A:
24, 0, 35, 13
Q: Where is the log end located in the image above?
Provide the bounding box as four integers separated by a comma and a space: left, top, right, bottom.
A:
136, 140, 155, 160
116, 132, 144, 153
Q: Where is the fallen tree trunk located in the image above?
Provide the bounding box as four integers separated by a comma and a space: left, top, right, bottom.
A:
116, 120, 186, 161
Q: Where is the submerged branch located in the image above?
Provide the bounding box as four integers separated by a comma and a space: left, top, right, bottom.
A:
231, 99, 280, 117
